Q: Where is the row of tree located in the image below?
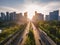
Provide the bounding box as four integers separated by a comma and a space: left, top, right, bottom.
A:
38, 21, 60, 45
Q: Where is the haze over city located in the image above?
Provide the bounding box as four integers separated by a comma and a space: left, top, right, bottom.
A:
0, 0, 60, 45
0, 0, 60, 19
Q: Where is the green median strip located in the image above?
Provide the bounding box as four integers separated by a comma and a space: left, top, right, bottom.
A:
24, 29, 36, 45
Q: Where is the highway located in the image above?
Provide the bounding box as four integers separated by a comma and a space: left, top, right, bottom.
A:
9, 22, 30, 45
31, 22, 57, 45
38, 28, 56, 45
32, 23, 41, 45
0, 22, 30, 45
19, 22, 30, 45
0, 29, 24, 45
0, 22, 57, 45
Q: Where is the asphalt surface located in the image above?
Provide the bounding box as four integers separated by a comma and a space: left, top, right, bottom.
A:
1, 22, 57, 45
31, 23, 56, 45
32, 23, 41, 45
20, 22, 30, 45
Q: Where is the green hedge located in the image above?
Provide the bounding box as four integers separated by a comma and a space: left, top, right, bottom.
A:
24, 29, 35, 45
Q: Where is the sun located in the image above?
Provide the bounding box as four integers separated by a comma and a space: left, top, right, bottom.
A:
28, 11, 34, 20
24, 4, 41, 20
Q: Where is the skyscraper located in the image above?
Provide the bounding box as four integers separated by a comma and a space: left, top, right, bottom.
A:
6, 12, 10, 21
16, 13, 23, 21
49, 10, 59, 21
32, 11, 44, 23
10, 12, 16, 21
45, 15, 49, 21
24, 12, 27, 18
35, 11, 37, 15
37, 13, 44, 21
1, 12, 5, 21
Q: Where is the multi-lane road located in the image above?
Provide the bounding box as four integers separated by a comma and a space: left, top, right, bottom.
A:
20, 22, 57, 45
0, 22, 57, 45
31, 23, 57, 45
32, 23, 41, 45
20, 22, 30, 45
0, 22, 30, 45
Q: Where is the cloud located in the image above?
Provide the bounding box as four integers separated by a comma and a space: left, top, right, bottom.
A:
0, 6, 20, 13
24, 0, 60, 4
43, 2, 60, 15
0, 0, 60, 16
20, 1, 60, 15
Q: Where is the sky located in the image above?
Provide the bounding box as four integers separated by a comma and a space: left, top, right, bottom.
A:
0, 0, 60, 18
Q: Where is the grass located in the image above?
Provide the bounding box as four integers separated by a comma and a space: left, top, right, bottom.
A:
0, 24, 27, 42
24, 29, 35, 45
39, 25, 60, 45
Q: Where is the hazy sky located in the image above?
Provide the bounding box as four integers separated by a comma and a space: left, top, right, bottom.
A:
0, 0, 60, 15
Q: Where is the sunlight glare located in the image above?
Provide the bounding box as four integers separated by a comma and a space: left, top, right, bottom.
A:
25, 4, 41, 20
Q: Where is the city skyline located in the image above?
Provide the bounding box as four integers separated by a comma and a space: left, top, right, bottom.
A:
0, 0, 60, 45
0, 0, 60, 19
0, 10, 59, 21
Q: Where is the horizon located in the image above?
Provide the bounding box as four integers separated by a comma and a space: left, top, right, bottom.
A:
0, 0, 60, 17
0, 0, 60, 20
0, 0, 60, 45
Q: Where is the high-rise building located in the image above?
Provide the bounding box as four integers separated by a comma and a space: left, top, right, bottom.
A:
45, 15, 49, 21
37, 13, 44, 21
35, 11, 37, 15
10, 12, 16, 21
58, 16, 60, 21
24, 12, 27, 18
10, 12, 14, 21
6, 12, 10, 21
0, 16, 1, 21
32, 11, 44, 23
1, 12, 5, 21
49, 10, 59, 21
13, 12, 16, 21
16, 13, 23, 21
